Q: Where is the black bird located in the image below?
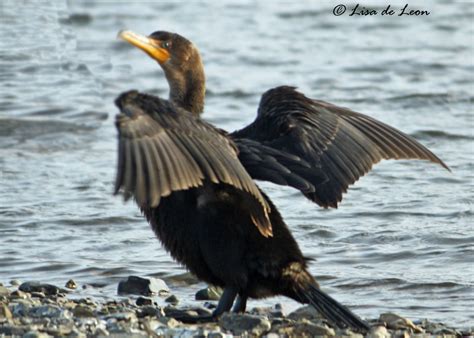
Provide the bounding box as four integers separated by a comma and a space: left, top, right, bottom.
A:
114, 30, 448, 331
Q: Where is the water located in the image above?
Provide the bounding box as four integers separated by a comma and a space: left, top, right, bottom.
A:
1, 0, 472, 328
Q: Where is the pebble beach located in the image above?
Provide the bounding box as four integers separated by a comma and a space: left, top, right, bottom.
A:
0, 278, 470, 338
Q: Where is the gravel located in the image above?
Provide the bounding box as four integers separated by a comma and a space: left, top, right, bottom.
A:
0, 280, 470, 337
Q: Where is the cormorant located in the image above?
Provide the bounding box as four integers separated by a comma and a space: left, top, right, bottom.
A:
114, 30, 448, 332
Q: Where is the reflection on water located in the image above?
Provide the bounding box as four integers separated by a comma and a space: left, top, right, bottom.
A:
0, 0, 472, 327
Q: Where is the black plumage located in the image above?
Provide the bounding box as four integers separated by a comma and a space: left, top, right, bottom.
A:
114, 30, 448, 331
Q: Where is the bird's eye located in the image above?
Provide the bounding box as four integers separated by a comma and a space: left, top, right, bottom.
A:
161, 41, 171, 49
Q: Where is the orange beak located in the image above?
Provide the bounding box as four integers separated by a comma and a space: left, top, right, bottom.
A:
118, 30, 170, 64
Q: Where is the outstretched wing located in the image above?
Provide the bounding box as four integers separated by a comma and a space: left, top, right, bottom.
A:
114, 90, 272, 237
233, 138, 328, 193
231, 86, 449, 208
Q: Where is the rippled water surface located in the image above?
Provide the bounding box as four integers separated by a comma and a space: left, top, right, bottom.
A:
1, 0, 472, 328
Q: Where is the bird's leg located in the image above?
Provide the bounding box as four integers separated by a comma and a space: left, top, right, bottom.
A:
231, 294, 247, 313
212, 286, 238, 316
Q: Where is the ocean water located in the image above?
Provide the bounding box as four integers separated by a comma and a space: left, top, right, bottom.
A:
0, 0, 472, 328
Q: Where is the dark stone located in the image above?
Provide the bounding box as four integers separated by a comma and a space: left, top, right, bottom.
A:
164, 306, 212, 319
136, 297, 153, 306
203, 301, 216, 310
0, 325, 28, 336
117, 276, 169, 296
195, 286, 223, 301
65, 279, 77, 289
136, 306, 163, 318
19, 282, 64, 296
165, 295, 179, 305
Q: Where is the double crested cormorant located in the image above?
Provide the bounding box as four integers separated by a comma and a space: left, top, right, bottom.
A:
114, 30, 448, 331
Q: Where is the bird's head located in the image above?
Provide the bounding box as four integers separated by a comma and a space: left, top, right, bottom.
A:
119, 30, 199, 70
118, 30, 205, 115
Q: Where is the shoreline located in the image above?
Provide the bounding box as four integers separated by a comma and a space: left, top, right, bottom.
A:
0, 280, 470, 337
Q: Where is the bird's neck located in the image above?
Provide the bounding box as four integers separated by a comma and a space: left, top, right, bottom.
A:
166, 65, 205, 116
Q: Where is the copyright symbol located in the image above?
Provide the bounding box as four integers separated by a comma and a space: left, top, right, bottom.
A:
333, 4, 346, 16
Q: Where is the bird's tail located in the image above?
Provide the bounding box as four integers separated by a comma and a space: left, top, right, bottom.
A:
298, 284, 370, 332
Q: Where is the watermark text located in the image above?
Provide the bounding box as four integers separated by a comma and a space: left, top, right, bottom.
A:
333, 4, 430, 17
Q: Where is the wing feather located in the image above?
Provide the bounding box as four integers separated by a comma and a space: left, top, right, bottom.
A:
141, 138, 161, 206
231, 86, 448, 208
114, 90, 272, 237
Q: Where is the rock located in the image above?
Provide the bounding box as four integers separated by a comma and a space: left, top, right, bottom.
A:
158, 317, 181, 328
106, 311, 137, 322
164, 306, 212, 319
29, 305, 71, 319
65, 279, 77, 290
272, 303, 288, 317
367, 325, 390, 338
288, 305, 323, 321
269, 317, 294, 327
72, 305, 95, 317
272, 318, 335, 336
165, 294, 179, 305
140, 317, 164, 334
136, 296, 153, 306
43, 323, 75, 337
30, 292, 46, 299
336, 328, 364, 338
195, 285, 223, 300
219, 313, 271, 336
379, 313, 423, 333
19, 316, 33, 325
250, 304, 286, 318
19, 282, 64, 296
0, 324, 29, 336
10, 290, 29, 299
10, 279, 21, 286
136, 305, 163, 318
117, 276, 169, 296
12, 301, 31, 317
93, 327, 109, 336
105, 316, 137, 335
0, 285, 10, 296
418, 318, 460, 335
67, 328, 87, 338
461, 329, 474, 337
433, 326, 461, 335
250, 306, 273, 316
207, 332, 226, 338
22, 331, 53, 338
75, 298, 96, 306
393, 329, 410, 338
0, 304, 13, 321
